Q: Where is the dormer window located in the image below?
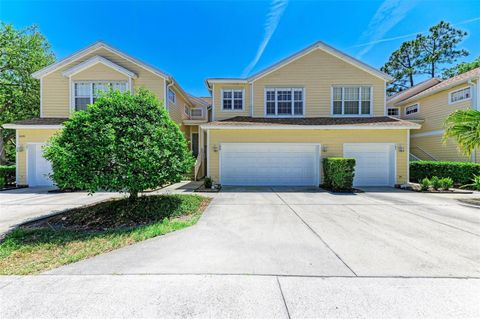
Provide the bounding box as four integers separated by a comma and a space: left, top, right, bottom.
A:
405, 103, 419, 116
73, 81, 127, 111
332, 86, 372, 116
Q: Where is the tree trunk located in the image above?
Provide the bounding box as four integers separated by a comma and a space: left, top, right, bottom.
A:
129, 190, 139, 201
431, 62, 435, 78
409, 74, 414, 87
0, 128, 6, 165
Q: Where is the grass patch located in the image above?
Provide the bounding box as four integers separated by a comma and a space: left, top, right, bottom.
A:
0, 194, 211, 275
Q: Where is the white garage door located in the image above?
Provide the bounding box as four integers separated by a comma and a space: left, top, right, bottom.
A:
220, 143, 320, 186
27, 143, 54, 187
344, 143, 395, 187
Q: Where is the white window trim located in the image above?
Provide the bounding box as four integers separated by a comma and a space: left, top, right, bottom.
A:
405, 103, 420, 116
330, 86, 373, 117
264, 87, 305, 117
221, 89, 245, 112
70, 80, 129, 112
168, 88, 176, 105
190, 108, 203, 117
448, 86, 471, 105
387, 107, 400, 117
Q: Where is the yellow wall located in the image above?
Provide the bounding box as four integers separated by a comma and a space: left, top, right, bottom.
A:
16, 129, 60, 185
212, 49, 387, 120
168, 87, 191, 133
212, 83, 250, 120
207, 129, 408, 184
411, 135, 473, 162
42, 47, 166, 118
399, 84, 472, 133
71, 64, 129, 81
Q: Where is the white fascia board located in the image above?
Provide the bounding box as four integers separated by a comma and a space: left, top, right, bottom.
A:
200, 124, 419, 130
62, 56, 137, 78
2, 124, 64, 129
32, 41, 169, 80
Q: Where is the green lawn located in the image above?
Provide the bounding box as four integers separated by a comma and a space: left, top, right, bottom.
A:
0, 194, 211, 275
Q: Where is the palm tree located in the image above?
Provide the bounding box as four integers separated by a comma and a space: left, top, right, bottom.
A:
444, 109, 480, 156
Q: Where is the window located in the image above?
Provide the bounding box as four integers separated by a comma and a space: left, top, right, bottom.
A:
332, 86, 372, 116
265, 88, 304, 116
168, 88, 176, 104
74, 81, 127, 111
190, 108, 203, 117
405, 104, 419, 115
387, 107, 400, 116
222, 89, 244, 111
449, 87, 471, 104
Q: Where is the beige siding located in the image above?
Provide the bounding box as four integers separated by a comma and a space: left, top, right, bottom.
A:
411, 135, 473, 162
212, 84, 251, 120
71, 64, 129, 81
41, 47, 166, 118
16, 129, 60, 185
252, 49, 386, 117
207, 129, 408, 184
399, 84, 472, 133
168, 87, 191, 133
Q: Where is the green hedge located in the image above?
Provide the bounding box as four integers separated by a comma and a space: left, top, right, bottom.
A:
410, 161, 480, 185
0, 165, 16, 187
323, 158, 355, 191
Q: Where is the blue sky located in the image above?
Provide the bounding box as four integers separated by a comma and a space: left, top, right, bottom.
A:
1, 0, 479, 96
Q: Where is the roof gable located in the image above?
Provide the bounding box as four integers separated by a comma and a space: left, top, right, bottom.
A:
32, 41, 169, 80
62, 55, 137, 78
247, 41, 394, 83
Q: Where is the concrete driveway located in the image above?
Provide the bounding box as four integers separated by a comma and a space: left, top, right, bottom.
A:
2, 186, 480, 318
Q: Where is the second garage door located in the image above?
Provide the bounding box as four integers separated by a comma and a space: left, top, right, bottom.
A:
220, 143, 320, 186
343, 143, 396, 186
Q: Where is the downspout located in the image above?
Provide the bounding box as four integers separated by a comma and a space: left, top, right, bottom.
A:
166, 77, 174, 113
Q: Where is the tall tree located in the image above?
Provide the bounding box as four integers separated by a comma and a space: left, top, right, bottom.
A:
442, 56, 480, 79
417, 21, 468, 78
0, 23, 55, 164
381, 39, 422, 94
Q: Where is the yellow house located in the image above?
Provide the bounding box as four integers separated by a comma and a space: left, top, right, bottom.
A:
5, 40, 423, 188
3, 42, 208, 186
202, 42, 420, 187
387, 68, 480, 162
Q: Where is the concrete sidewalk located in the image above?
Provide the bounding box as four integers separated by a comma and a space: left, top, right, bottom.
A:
1, 275, 479, 319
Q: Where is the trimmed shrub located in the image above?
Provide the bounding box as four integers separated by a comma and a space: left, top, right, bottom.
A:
439, 177, 453, 190
0, 165, 15, 187
204, 177, 213, 189
323, 158, 355, 191
420, 178, 430, 191
430, 176, 441, 190
461, 174, 480, 190
410, 161, 480, 185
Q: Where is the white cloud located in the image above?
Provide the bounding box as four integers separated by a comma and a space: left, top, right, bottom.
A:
356, 0, 416, 58
352, 16, 480, 49
242, 0, 288, 77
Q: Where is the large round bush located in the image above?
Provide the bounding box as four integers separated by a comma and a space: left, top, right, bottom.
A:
44, 89, 194, 199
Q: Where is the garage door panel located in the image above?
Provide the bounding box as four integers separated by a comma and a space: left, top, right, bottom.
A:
220, 143, 319, 186
344, 144, 395, 187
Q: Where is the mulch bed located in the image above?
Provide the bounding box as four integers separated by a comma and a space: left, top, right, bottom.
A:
23, 195, 209, 232
194, 185, 221, 193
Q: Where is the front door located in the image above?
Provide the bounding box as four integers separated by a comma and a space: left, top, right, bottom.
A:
191, 133, 199, 157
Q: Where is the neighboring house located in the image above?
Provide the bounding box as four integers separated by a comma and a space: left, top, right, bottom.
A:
202, 42, 420, 187
387, 68, 480, 162
3, 42, 208, 187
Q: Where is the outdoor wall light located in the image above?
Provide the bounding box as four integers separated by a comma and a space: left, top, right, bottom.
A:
322, 145, 328, 152
16, 146, 24, 152
213, 145, 219, 152
397, 144, 405, 152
